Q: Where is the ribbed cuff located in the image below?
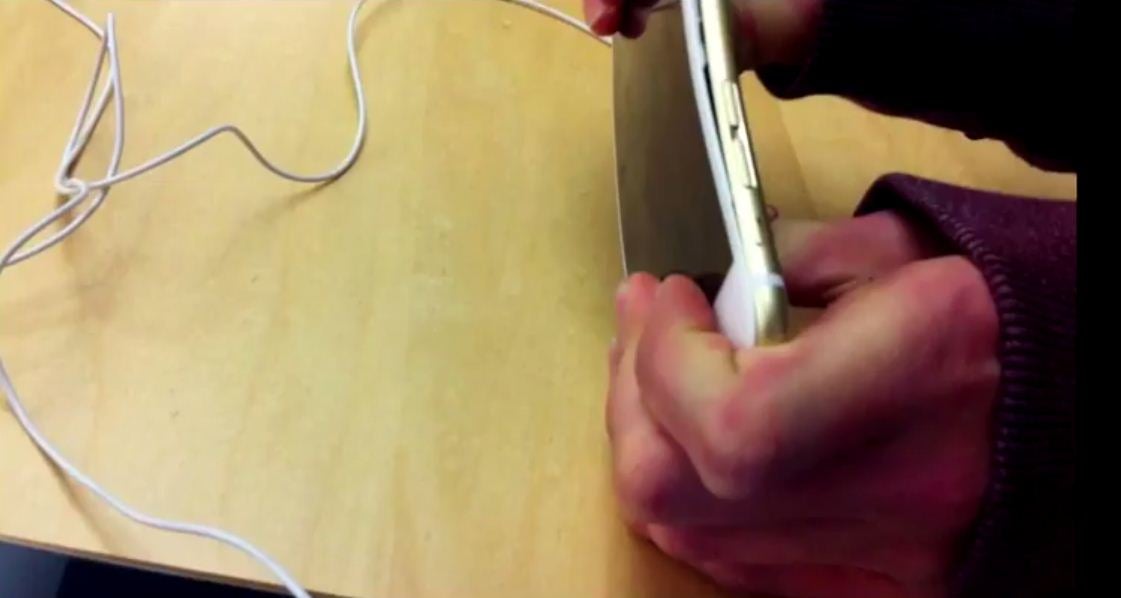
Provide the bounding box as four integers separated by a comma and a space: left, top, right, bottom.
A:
855, 174, 1076, 598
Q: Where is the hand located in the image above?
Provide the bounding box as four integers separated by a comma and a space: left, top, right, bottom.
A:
584, 0, 820, 65
606, 212, 999, 598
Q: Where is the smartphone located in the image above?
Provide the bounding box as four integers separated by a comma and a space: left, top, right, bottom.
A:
613, 0, 787, 346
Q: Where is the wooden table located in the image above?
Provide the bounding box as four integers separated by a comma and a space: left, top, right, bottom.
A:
0, 1, 1076, 596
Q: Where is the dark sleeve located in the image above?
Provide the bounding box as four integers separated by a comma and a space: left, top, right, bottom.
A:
755, 0, 1076, 172
854, 174, 1075, 598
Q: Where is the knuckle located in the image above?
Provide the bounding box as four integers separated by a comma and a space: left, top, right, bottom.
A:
695, 393, 779, 499
900, 257, 1000, 404
907, 257, 995, 330
934, 258, 992, 312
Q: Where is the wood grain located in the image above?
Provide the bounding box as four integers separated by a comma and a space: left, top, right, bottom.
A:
0, 1, 1075, 597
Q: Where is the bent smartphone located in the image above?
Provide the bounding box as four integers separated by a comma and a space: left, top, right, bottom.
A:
612, 0, 788, 347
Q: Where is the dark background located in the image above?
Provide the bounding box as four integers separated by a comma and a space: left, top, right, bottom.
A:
0, 541, 282, 597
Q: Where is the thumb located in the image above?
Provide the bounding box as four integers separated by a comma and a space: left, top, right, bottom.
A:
634, 274, 786, 499
584, 0, 660, 37
774, 212, 942, 307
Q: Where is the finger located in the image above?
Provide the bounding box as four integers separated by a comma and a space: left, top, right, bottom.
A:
773, 212, 943, 307
607, 273, 659, 441
584, 0, 622, 35
610, 275, 764, 525
607, 273, 696, 526
621, 0, 662, 37
617, 7, 649, 38
638, 276, 741, 409
616, 273, 660, 346
635, 274, 794, 499
608, 335, 622, 382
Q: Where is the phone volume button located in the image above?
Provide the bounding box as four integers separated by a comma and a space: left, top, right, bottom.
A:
736, 135, 758, 189
722, 80, 741, 130
722, 80, 758, 190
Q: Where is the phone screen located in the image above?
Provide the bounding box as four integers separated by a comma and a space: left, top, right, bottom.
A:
612, 3, 732, 288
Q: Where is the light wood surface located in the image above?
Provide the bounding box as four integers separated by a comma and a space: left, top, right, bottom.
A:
0, 1, 1076, 597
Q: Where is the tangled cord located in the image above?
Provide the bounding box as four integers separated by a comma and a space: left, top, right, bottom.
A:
0, 1, 607, 596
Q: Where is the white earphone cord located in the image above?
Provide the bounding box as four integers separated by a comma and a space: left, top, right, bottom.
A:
1, 1, 607, 596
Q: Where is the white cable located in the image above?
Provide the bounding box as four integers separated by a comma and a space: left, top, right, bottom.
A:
11, 22, 123, 266
495, 0, 612, 45
46, 0, 104, 36
86, 1, 371, 191
1, 0, 609, 597
0, 13, 313, 598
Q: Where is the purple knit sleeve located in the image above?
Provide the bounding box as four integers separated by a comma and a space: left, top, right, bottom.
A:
754, 0, 1075, 172
854, 174, 1075, 598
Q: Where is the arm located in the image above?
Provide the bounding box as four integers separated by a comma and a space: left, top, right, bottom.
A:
753, 0, 1076, 172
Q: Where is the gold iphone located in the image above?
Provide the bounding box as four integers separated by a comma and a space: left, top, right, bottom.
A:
613, 0, 788, 346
